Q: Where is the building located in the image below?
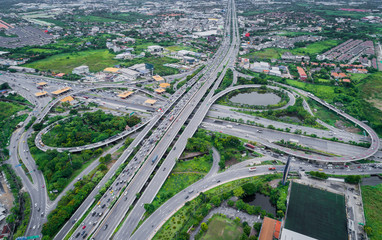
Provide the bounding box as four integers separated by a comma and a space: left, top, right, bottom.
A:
154, 88, 166, 94
251, 62, 270, 73
159, 83, 171, 88
118, 91, 134, 99
258, 217, 281, 240
119, 68, 140, 80
60, 96, 75, 104
153, 75, 165, 83
296, 67, 307, 81
35, 91, 48, 97
72, 65, 89, 75
147, 45, 164, 53
144, 99, 157, 105
51, 87, 71, 96
280, 182, 347, 240
104, 67, 120, 73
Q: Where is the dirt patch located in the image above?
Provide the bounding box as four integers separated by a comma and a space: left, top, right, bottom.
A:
0, 175, 14, 211
225, 157, 240, 167
269, 179, 282, 188
179, 151, 208, 160
335, 120, 361, 134
366, 98, 382, 112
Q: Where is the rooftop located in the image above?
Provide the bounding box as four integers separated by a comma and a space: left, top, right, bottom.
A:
283, 182, 347, 240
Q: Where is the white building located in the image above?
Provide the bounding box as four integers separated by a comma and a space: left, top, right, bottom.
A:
72, 65, 89, 75
251, 62, 270, 73
119, 68, 140, 80
147, 45, 164, 53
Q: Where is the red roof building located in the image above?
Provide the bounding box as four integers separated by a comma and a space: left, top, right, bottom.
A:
297, 67, 307, 81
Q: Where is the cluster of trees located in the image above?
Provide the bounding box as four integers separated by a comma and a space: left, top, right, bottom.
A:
345, 175, 362, 184
1, 164, 31, 239
215, 68, 233, 94
309, 171, 329, 179
42, 166, 107, 239
185, 129, 245, 169
28, 132, 104, 194
254, 98, 320, 128
159, 174, 286, 240
42, 110, 141, 147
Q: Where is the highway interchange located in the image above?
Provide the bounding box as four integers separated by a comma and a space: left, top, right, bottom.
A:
0, 0, 381, 239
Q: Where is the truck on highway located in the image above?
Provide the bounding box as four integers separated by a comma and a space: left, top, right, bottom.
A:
151, 155, 158, 165
268, 167, 276, 171
169, 116, 174, 121
248, 167, 256, 172
226, 125, 233, 128
244, 143, 255, 149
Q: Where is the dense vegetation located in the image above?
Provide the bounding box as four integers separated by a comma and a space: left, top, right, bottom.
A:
215, 68, 233, 94
362, 183, 382, 239
185, 129, 248, 169
28, 132, 106, 197
42, 164, 108, 239
144, 153, 212, 217
280, 73, 382, 136
1, 164, 31, 239
154, 174, 287, 240
0, 98, 29, 159
42, 110, 140, 147
238, 97, 323, 129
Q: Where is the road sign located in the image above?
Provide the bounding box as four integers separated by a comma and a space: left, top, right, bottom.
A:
130, 112, 135, 116
15, 164, 22, 168
27, 235, 40, 239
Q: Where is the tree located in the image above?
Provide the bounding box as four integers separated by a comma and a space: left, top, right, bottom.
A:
364, 225, 372, 235
227, 200, 235, 207
144, 203, 156, 214
234, 187, 245, 198
242, 183, 257, 195
345, 175, 361, 184
210, 196, 221, 206
236, 199, 246, 210
201, 222, 208, 232
253, 222, 262, 233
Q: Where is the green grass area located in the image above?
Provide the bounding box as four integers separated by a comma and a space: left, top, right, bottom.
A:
290, 39, 340, 56
244, 48, 281, 59
314, 9, 375, 19
362, 183, 382, 239
143, 154, 212, 219
349, 73, 369, 84
0, 101, 29, 152
121, 56, 180, 76
74, 15, 116, 23
24, 49, 119, 74
277, 31, 312, 37
153, 174, 284, 240
166, 45, 197, 52
25, 48, 61, 55
286, 79, 336, 101
244, 40, 339, 60
200, 215, 243, 240
359, 72, 382, 109
307, 98, 357, 130
35, 18, 68, 27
